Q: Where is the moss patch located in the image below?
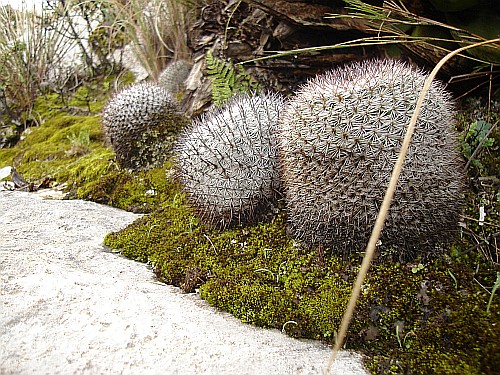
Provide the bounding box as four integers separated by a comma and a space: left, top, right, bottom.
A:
0, 86, 182, 213
77, 162, 183, 212
4, 114, 106, 181
0, 147, 18, 169
104, 192, 500, 374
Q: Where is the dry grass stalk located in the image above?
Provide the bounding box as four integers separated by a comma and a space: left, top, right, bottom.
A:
0, 2, 73, 120
324, 37, 500, 375
103, 0, 195, 79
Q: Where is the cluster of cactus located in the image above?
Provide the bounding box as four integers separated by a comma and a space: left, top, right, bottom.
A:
101, 82, 188, 170
102, 57, 466, 261
157, 59, 192, 99
173, 92, 285, 228
276, 59, 465, 260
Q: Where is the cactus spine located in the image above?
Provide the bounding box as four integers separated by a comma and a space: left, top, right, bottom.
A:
157, 59, 192, 99
276, 59, 465, 260
101, 82, 188, 170
174, 92, 285, 228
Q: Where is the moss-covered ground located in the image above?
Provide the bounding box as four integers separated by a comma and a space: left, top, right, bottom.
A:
1, 80, 499, 375
104, 196, 500, 375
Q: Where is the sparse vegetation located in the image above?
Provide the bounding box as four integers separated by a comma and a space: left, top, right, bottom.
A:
0, 2, 75, 123
100, 0, 196, 79
66, 127, 91, 156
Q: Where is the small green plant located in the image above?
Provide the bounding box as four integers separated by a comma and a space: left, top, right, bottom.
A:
461, 120, 497, 172
205, 50, 260, 106
487, 272, 500, 315
411, 263, 425, 274
66, 128, 91, 156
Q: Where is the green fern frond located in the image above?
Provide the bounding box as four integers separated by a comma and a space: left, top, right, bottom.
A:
205, 50, 260, 106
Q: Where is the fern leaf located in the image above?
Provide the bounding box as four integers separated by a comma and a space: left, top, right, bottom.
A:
205, 50, 260, 106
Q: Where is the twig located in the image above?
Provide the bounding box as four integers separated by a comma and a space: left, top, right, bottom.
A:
462, 232, 500, 255
487, 272, 500, 314
203, 233, 218, 255
461, 214, 500, 229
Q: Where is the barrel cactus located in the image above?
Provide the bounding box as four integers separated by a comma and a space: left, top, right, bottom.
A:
277, 59, 465, 261
157, 59, 192, 99
102, 82, 188, 170
174, 92, 285, 228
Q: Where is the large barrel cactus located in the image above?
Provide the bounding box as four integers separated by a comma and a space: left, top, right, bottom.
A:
157, 59, 192, 99
102, 82, 188, 170
277, 59, 465, 260
174, 92, 285, 228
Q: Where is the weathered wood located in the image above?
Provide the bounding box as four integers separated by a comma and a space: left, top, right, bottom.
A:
242, 0, 353, 29
10, 167, 29, 189
181, 0, 380, 115
182, 0, 481, 116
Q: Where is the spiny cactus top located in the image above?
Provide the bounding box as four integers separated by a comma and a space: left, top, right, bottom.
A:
102, 82, 188, 170
174, 92, 285, 228
277, 59, 465, 261
157, 59, 192, 99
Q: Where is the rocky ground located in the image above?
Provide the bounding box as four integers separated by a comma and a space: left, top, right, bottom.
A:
0, 189, 368, 375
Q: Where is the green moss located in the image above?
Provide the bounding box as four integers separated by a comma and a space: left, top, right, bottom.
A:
11, 115, 105, 181
104, 192, 201, 281
1, 114, 106, 180
1, 85, 186, 213
0, 147, 18, 168
62, 148, 115, 190
455, 94, 500, 265
32, 93, 67, 119
363, 257, 500, 374
67, 82, 111, 114
104, 194, 500, 374
204, 277, 294, 326
77, 161, 184, 212
33, 73, 133, 118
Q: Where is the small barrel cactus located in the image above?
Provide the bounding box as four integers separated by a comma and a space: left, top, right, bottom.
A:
102, 82, 188, 170
157, 59, 192, 99
174, 92, 285, 228
277, 59, 465, 260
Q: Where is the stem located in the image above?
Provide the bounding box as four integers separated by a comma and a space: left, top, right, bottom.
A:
58, 0, 95, 76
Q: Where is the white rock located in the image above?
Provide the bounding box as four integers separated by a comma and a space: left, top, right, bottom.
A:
0, 191, 369, 375
0, 166, 12, 180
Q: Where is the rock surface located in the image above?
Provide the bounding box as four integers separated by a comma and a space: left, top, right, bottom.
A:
0, 190, 368, 374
